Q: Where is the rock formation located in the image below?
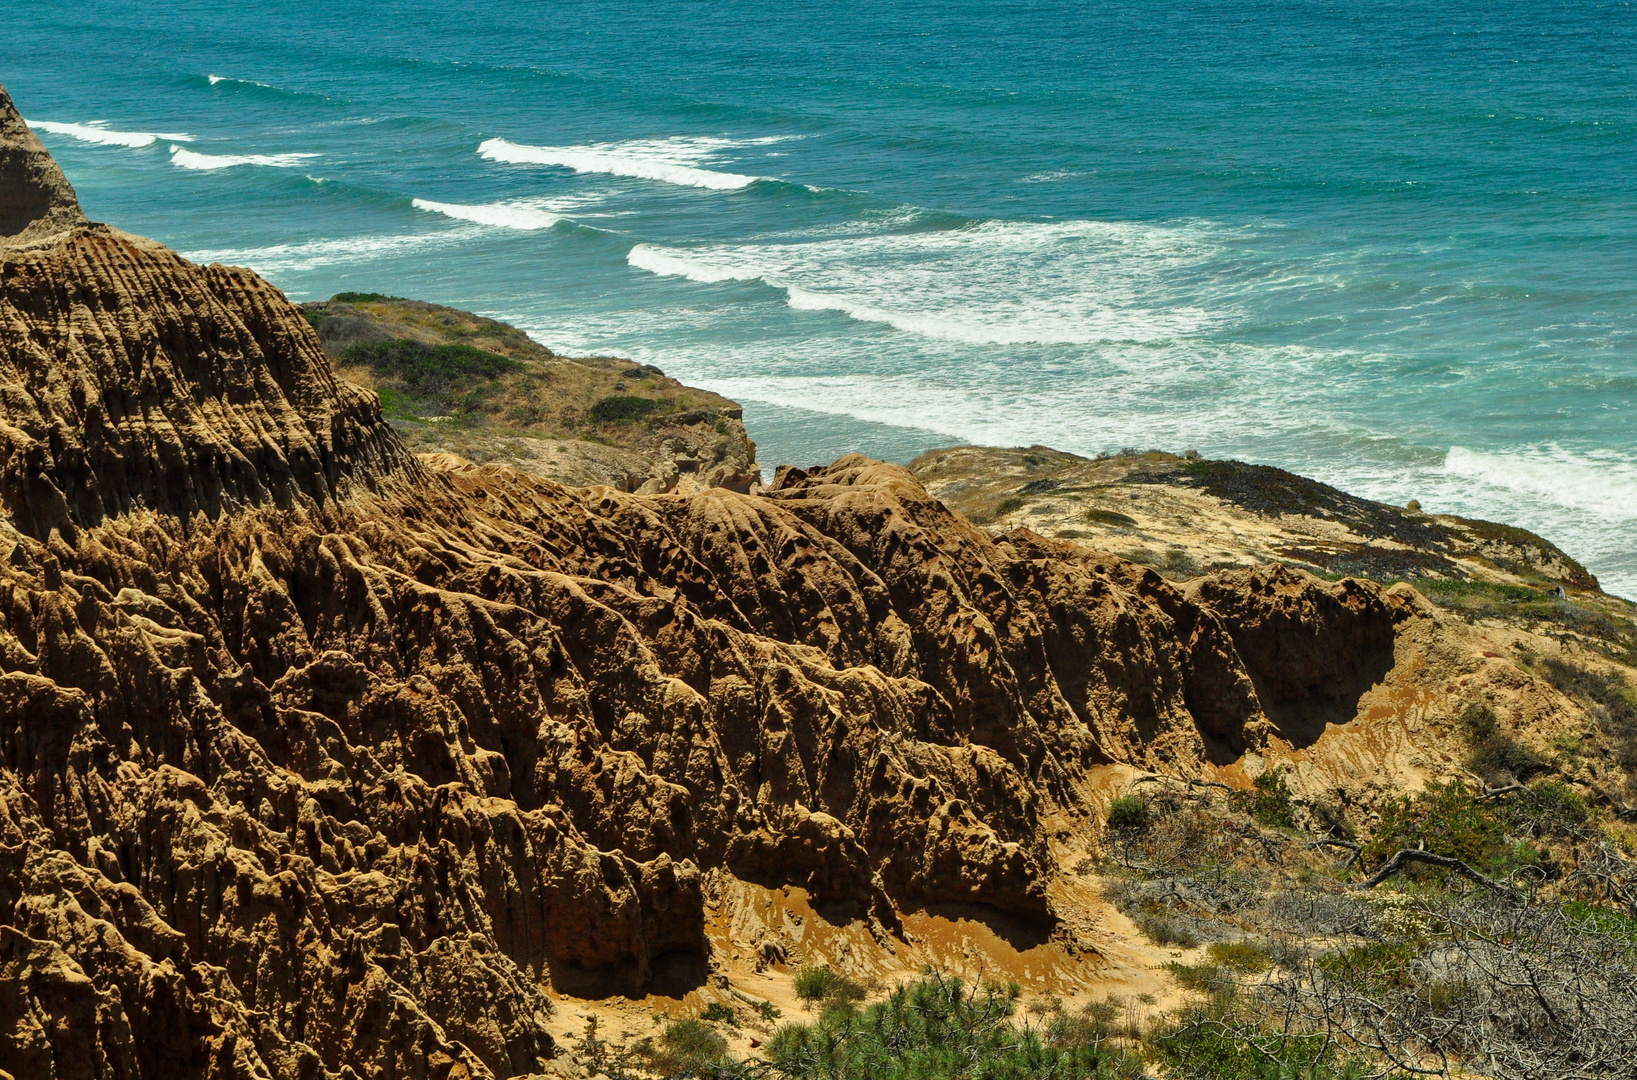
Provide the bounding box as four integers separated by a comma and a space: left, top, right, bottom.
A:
300, 295, 762, 496
0, 83, 1525, 1079
0, 84, 87, 248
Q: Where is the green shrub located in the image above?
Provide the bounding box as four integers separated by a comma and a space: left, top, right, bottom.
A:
1229, 768, 1296, 830
342, 338, 522, 392
1107, 796, 1153, 832
649, 1017, 729, 1073
768, 973, 1144, 1079
589, 394, 667, 423
331, 291, 403, 303
1365, 779, 1499, 868
1156, 1021, 1365, 1080
1500, 779, 1591, 839
700, 1000, 740, 1027
792, 966, 866, 1012
1167, 960, 1237, 1000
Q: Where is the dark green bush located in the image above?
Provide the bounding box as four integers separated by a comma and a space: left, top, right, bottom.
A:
1107, 796, 1153, 832
792, 966, 866, 1012
700, 1000, 740, 1027
1500, 779, 1592, 839
342, 338, 522, 393
1157, 1021, 1367, 1080
1364, 779, 1503, 870
331, 291, 403, 303
1229, 769, 1296, 830
768, 973, 1144, 1079
589, 394, 667, 423
649, 1017, 729, 1074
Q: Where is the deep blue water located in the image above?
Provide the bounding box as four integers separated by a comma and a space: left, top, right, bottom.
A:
7, 1, 1636, 594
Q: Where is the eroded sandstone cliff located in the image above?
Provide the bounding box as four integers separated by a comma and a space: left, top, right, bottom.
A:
0, 83, 1591, 1079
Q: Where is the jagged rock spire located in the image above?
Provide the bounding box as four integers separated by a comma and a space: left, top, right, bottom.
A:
0, 80, 88, 247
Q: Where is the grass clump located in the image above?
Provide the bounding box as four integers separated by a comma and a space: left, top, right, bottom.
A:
589, 394, 668, 424
643, 1017, 730, 1075
767, 973, 1145, 1079
1229, 768, 1296, 830
1106, 796, 1153, 833
1208, 940, 1274, 974
792, 966, 867, 1012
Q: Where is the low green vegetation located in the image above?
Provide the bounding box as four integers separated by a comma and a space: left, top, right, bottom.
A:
768, 973, 1145, 1080
330, 291, 405, 304
589, 393, 669, 423
1229, 768, 1296, 829
345, 338, 523, 387
792, 966, 867, 1012
645, 1017, 731, 1075
343, 337, 524, 420
1105, 795, 1152, 832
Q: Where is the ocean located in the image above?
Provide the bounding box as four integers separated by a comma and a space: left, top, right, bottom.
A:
7, 0, 1636, 595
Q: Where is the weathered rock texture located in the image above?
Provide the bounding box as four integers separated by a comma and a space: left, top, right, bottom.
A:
0, 84, 87, 248
0, 86, 1428, 1079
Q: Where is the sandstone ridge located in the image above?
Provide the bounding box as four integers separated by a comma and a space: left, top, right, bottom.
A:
4, 84, 1633, 1080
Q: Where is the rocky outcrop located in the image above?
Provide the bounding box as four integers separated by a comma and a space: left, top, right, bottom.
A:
0, 84, 1430, 1079
301, 296, 762, 496
0, 84, 87, 248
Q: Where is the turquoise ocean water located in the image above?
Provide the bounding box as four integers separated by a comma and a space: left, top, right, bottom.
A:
6, 1, 1636, 595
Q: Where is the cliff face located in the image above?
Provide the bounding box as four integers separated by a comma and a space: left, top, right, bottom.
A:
0, 86, 1487, 1080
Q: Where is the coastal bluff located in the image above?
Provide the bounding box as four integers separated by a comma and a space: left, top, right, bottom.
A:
3, 81, 1635, 1080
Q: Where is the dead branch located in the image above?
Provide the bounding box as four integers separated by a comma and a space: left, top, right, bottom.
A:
1356, 849, 1516, 895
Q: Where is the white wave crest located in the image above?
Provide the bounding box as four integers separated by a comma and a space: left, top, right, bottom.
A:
627, 219, 1227, 345
627, 244, 754, 282
478, 136, 766, 190
207, 74, 272, 87
181, 229, 480, 274
27, 120, 194, 147
411, 198, 562, 230
170, 147, 319, 170
1443, 445, 1637, 521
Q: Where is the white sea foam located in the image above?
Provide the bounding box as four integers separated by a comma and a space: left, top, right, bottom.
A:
478, 136, 768, 190
411, 198, 562, 230
627, 244, 753, 282
169, 146, 318, 170
628, 219, 1227, 344
27, 120, 194, 147
1443, 445, 1637, 521
181, 229, 480, 273
207, 74, 272, 87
